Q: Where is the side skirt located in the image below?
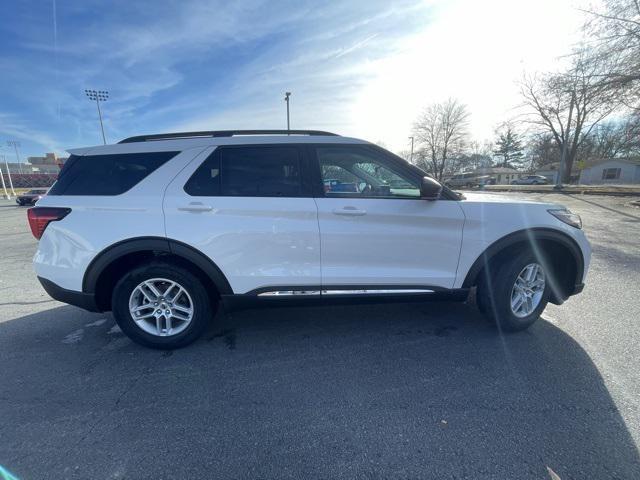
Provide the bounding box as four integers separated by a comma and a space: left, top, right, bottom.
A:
221, 286, 470, 312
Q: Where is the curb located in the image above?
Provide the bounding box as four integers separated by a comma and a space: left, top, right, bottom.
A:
475, 186, 640, 197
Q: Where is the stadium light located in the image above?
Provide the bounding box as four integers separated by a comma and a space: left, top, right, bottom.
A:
85, 89, 109, 144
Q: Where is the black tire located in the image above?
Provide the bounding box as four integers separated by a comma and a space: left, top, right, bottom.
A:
112, 262, 216, 349
476, 250, 550, 332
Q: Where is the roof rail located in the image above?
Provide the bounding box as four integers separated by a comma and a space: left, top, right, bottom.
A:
118, 130, 339, 144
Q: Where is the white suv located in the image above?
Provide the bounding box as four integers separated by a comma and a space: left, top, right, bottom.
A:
29, 130, 590, 349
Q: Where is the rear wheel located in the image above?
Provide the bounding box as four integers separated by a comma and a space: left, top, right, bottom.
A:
112, 262, 216, 349
476, 251, 550, 332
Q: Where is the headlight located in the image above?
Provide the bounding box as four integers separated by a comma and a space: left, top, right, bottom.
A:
548, 208, 582, 229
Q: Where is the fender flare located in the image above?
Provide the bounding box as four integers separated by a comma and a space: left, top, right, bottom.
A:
82, 236, 233, 295
461, 228, 584, 289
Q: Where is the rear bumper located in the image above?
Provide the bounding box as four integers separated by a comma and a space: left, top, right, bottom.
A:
38, 276, 100, 312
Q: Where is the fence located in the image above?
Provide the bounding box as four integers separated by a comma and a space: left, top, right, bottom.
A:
1, 173, 58, 188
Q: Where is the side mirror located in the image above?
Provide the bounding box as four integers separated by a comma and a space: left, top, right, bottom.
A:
420, 176, 442, 201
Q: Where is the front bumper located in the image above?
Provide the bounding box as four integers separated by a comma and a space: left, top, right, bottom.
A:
38, 276, 100, 312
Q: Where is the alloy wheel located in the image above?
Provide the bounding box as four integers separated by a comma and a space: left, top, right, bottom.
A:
510, 263, 546, 318
128, 278, 194, 336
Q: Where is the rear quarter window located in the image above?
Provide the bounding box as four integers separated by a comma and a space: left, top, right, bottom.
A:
49, 151, 178, 196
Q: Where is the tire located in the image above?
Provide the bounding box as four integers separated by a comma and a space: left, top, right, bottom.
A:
112, 262, 216, 349
476, 250, 550, 332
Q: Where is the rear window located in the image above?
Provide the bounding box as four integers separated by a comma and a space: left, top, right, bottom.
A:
48, 151, 178, 196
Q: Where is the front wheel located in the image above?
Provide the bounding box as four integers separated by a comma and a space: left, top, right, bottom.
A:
112, 262, 216, 349
476, 251, 550, 332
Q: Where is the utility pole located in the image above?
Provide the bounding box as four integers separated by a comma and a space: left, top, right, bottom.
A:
85, 89, 109, 144
7, 140, 23, 174
408, 136, 414, 163
284, 92, 291, 132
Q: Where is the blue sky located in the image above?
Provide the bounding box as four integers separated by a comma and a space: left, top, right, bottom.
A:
0, 0, 587, 161
0, 0, 435, 159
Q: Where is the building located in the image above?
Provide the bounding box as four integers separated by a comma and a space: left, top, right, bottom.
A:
536, 164, 561, 184
473, 166, 524, 185
536, 163, 581, 184
1, 152, 68, 174
27, 153, 68, 174
578, 158, 640, 185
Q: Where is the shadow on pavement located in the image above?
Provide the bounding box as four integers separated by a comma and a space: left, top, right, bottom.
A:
0, 302, 638, 479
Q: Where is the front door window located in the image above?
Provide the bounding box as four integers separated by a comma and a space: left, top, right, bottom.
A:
317, 146, 421, 198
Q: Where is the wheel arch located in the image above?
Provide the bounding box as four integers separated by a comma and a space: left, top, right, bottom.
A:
461, 228, 584, 304
83, 237, 233, 311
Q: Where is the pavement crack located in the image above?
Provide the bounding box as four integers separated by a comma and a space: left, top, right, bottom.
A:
0, 300, 55, 306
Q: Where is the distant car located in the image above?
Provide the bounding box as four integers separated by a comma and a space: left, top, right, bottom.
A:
511, 175, 549, 185
16, 188, 48, 206
446, 173, 494, 188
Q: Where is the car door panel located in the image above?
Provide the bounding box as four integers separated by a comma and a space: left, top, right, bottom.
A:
316, 198, 465, 288
163, 145, 321, 294
312, 145, 466, 289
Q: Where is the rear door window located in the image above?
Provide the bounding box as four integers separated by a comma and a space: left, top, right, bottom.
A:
185, 146, 303, 197
48, 151, 178, 196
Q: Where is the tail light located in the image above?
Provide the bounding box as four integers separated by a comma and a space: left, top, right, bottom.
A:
27, 207, 71, 239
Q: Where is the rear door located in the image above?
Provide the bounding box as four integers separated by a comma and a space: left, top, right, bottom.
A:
311, 145, 465, 290
163, 144, 321, 294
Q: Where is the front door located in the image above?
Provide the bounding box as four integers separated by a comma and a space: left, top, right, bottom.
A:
311, 145, 465, 290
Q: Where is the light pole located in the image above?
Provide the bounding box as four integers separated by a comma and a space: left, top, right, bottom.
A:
85, 89, 109, 144
7, 140, 23, 174
408, 136, 414, 163
0, 156, 10, 199
284, 92, 291, 132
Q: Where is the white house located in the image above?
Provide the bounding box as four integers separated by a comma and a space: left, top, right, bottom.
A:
536, 162, 582, 184
578, 158, 640, 185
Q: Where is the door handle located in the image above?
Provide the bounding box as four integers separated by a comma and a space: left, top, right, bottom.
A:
332, 206, 366, 216
178, 202, 213, 212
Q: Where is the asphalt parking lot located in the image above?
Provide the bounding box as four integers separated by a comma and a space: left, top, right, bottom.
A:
1, 193, 639, 479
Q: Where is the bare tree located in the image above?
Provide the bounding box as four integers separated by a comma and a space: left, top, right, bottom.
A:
520, 50, 627, 182
525, 133, 560, 171
583, 0, 640, 100
412, 98, 470, 181
578, 113, 640, 160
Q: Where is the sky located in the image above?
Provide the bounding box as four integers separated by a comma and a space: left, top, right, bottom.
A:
0, 0, 593, 162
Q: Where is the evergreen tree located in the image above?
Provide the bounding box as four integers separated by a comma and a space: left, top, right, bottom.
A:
493, 125, 524, 168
